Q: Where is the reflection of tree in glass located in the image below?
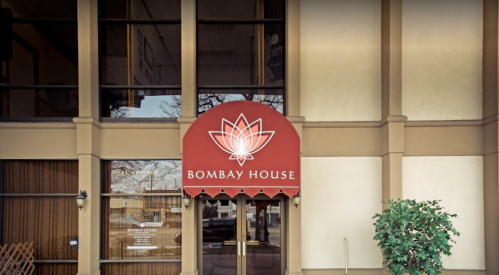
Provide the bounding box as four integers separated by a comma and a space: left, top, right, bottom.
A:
159, 93, 283, 116
159, 95, 182, 117
110, 107, 131, 118
111, 160, 182, 193
203, 203, 219, 219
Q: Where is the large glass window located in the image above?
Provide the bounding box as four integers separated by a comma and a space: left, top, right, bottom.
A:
195, 0, 285, 115
99, 0, 181, 119
101, 160, 182, 275
0, 160, 79, 274
0, 0, 78, 120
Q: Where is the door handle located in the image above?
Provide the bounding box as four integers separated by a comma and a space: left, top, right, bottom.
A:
242, 241, 246, 256
237, 241, 241, 256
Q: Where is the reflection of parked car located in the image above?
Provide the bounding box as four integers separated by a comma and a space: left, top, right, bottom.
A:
174, 231, 182, 244
109, 214, 170, 229
249, 217, 272, 228
202, 218, 237, 242
134, 220, 170, 228
109, 216, 140, 229
174, 218, 249, 245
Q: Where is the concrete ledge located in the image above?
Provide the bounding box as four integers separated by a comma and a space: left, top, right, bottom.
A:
302, 269, 486, 275
77, 271, 100, 275
303, 268, 382, 275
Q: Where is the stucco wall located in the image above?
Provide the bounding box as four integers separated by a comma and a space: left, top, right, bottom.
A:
300, 0, 381, 122
0, 125, 77, 159
301, 157, 383, 268
401, 0, 483, 121
402, 156, 485, 270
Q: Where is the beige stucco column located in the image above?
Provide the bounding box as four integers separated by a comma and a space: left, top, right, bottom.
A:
180, 0, 198, 274
180, 0, 196, 121
286, 200, 302, 275
181, 199, 198, 275
483, 1, 499, 274
286, 0, 301, 119
381, 0, 405, 208
76, 0, 101, 274
286, 1, 304, 275
178, 0, 197, 153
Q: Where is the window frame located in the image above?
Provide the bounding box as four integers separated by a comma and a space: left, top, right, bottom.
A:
0, 2, 79, 121
98, 1, 182, 121
99, 159, 183, 266
195, 0, 286, 116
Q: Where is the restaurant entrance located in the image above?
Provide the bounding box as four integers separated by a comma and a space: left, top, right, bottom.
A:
198, 194, 285, 275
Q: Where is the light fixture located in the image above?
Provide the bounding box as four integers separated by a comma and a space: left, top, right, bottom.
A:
183, 195, 191, 209
293, 194, 301, 208
76, 190, 87, 210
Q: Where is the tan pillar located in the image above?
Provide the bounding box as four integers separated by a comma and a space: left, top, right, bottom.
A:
78, 0, 100, 120
286, 1, 303, 275
76, 154, 101, 275
483, 1, 499, 274
381, 0, 405, 209
179, 0, 197, 155
286, 0, 301, 118
483, 151, 499, 275
286, 200, 302, 275
77, 0, 101, 274
180, 0, 198, 274
181, 0, 197, 119
181, 199, 198, 275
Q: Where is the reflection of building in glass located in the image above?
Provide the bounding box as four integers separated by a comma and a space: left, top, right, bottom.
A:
1, 0, 78, 118
101, 160, 182, 272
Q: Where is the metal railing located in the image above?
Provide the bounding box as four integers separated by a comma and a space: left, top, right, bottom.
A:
344, 238, 348, 275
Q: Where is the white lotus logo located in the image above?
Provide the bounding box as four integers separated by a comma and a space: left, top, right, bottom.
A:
209, 114, 275, 166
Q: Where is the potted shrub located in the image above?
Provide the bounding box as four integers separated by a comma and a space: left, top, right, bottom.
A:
372, 199, 460, 275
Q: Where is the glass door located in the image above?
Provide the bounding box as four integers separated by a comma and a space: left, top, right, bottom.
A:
242, 196, 283, 275
200, 195, 284, 275
201, 197, 240, 275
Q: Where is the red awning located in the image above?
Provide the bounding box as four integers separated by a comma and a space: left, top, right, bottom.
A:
182, 101, 300, 198
183, 187, 300, 199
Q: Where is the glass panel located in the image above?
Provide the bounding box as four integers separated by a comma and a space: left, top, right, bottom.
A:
1, 0, 77, 20
197, 89, 284, 115
2, 197, 79, 260
1, 88, 78, 118
1, 23, 78, 85
102, 160, 182, 194
101, 88, 181, 118
35, 264, 78, 275
101, 262, 181, 275
202, 199, 238, 275
1, 8, 13, 62
197, 0, 284, 20
264, 23, 285, 85
3, 160, 78, 194
101, 196, 182, 260
101, 161, 183, 261
245, 199, 281, 275
100, 24, 181, 86
99, 0, 180, 20
197, 24, 284, 86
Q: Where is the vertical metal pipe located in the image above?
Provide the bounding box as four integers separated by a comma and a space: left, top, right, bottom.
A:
344, 238, 348, 275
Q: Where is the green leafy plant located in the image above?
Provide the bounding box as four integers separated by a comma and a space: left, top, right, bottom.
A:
373, 199, 460, 275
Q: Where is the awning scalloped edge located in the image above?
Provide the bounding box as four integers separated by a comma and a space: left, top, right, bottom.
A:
183, 187, 300, 198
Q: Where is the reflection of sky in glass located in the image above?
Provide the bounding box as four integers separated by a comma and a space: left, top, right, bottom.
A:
111, 95, 181, 118
197, 94, 284, 115
110, 160, 181, 193
109, 93, 283, 118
